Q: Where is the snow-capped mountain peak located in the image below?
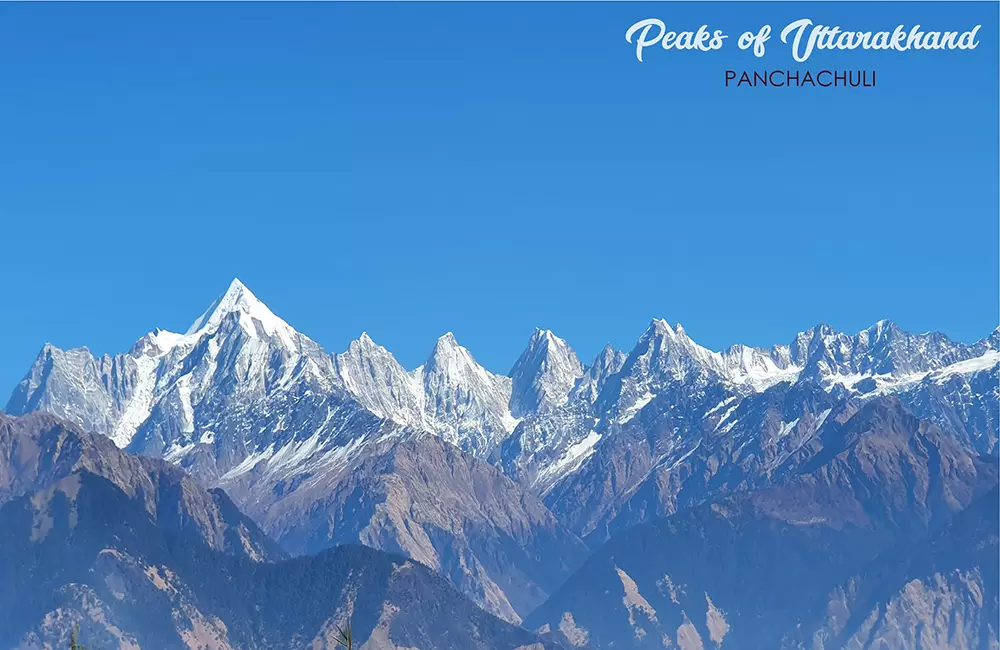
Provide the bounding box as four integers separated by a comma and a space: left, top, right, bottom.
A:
9, 279, 342, 453
432, 331, 459, 350
870, 318, 897, 339
649, 318, 675, 337
509, 328, 584, 417
596, 343, 625, 367
594, 319, 720, 417
425, 332, 490, 381
632, 319, 717, 375
342, 331, 389, 360
568, 344, 627, 405
333, 332, 423, 425
417, 332, 517, 458
186, 278, 294, 342
6, 280, 997, 504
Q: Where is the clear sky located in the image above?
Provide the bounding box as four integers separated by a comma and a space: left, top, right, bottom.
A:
0, 2, 997, 396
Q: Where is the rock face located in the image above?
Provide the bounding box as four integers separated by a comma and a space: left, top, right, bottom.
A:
525, 398, 999, 649
785, 486, 999, 650
0, 412, 282, 563
0, 427, 559, 649
5, 279, 998, 627
219, 430, 589, 622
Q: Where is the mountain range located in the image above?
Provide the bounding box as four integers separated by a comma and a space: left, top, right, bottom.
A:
526, 397, 998, 648
0, 412, 557, 649
3, 278, 997, 649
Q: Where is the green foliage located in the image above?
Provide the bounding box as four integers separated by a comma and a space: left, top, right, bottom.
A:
69, 626, 86, 650
334, 619, 353, 650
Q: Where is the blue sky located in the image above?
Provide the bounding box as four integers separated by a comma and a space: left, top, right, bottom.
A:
0, 2, 997, 395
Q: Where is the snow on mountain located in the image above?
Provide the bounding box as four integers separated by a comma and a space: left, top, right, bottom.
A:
718, 343, 800, 391
6, 278, 567, 467
509, 328, 584, 418
790, 320, 984, 383
501, 342, 623, 495
571, 344, 626, 404
588, 318, 995, 433
414, 332, 518, 459
594, 319, 796, 422
0, 280, 583, 619
930, 350, 1000, 380
542, 323, 999, 539
5, 278, 997, 526
187, 278, 298, 346
500, 405, 597, 496
894, 352, 999, 455
330, 330, 523, 459
7, 279, 338, 454
332, 332, 424, 425
4, 280, 997, 627
6, 344, 134, 443
596, 320, 731, 420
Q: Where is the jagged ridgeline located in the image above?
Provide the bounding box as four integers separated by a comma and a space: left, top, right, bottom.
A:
0, 413, 559, 650
3, 279, 997, 648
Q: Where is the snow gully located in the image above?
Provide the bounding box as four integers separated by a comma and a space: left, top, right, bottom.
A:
725, 69, 875, 88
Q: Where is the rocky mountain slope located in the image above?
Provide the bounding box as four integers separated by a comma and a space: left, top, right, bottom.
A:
0, 411, 282, 563
217, 428, 589, 622
525, 397, 999, 649
783, 485, 999, 650
0, 460, 557, 648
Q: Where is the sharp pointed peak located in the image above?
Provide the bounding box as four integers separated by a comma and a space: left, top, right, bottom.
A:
528, 327, 566, 348
346, 331, 381, 352
868, 319, 899, 335
227, 277, 249, 292
427, 331, 490, 374
212, 277, 255, 305
430, 332, 465, 358
647, 318, 676, 337
593, 343, 622, 363
583, 343, 625, 381
186, 278, 285, 336
511, 327, 579, 371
